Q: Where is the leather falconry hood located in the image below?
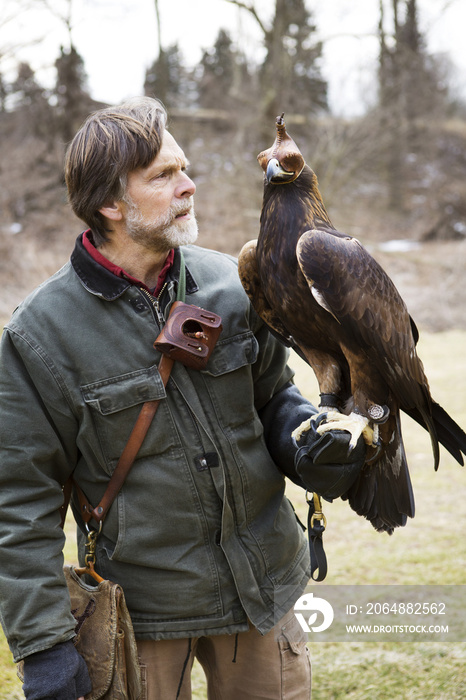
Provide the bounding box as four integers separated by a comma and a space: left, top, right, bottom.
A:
257, 113, 305, 184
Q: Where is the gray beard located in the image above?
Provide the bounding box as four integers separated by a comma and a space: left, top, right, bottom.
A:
124, 197, 198, 253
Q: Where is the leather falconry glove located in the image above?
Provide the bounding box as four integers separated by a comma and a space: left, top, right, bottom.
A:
259, 381, 364, 498
294, 413, 365, 501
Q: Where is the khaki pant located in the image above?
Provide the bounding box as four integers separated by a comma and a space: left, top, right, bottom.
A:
136, 608, 311, 700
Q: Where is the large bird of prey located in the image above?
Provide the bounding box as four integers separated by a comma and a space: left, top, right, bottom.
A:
238, 114, 466, 534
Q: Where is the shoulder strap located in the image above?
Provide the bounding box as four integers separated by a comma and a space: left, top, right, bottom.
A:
176, 248, 186, 302
60, 353, 174, 529
61, 250, 195, 530
61, 250, 188, 530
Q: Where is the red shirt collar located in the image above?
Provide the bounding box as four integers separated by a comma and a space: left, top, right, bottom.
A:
82, 230, 175, 296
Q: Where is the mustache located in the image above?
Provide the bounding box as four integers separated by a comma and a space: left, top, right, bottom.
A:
170, 198, 194, 218
123, 193, 194, 220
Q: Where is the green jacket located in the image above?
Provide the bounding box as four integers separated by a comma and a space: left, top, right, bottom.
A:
0, 236, 310, 661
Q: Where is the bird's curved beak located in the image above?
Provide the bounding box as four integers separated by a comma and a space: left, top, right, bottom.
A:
266, 158, 296, 184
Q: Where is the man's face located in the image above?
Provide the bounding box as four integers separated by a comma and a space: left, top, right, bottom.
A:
122, 131, 198, 253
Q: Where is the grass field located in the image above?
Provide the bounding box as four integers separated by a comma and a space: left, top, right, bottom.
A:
1, 330, 465, 698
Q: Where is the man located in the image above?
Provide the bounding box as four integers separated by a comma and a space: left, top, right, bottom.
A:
0, 97, 364, 699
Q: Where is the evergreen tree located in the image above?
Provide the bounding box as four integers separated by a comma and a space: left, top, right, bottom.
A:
144, 43, 192, 109
259, 0, 327, 121
12, 63, 43, 108
10, 62, 52, 138
379, 0, 447, 123
54, 45, 92, 142
0, 71, 7, 113
197, 29, 251, 112
377, 0, 448, 208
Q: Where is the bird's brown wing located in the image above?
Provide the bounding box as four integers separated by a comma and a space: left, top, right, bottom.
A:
297, 229, 422, 530
238, 239, 294, 344
296, 229, 430, 410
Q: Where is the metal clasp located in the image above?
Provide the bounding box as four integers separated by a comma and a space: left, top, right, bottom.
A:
84, 521, 103, 568
306, 491, 327, 530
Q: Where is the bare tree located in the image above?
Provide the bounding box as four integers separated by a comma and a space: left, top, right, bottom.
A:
376, 0, 449, 210
38, 0, 74, 48
224, 0, 327, 124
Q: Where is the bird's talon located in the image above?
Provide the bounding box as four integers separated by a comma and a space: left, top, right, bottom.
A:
314, 410, 342, 434
291, 410, 337, 443
291, 417, 313, 443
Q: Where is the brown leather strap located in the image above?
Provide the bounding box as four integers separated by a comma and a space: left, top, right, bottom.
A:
62, 353, 174, 529
61, 301, 223, 531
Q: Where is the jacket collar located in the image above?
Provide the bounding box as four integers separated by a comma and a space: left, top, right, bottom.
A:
70, 232, 198, 301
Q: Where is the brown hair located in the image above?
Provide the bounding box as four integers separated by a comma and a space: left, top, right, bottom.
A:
65, 97, 167, 245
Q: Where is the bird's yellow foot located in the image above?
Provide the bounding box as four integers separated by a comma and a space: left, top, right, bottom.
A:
292, 411, 378, 450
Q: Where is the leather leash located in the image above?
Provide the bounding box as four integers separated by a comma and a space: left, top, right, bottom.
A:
306, 492, 328, 581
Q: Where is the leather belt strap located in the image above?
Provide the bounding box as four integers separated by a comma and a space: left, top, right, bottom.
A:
60, 353, 174, 529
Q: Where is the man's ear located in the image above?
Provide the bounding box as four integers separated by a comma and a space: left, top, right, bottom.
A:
99, 201, 123, 221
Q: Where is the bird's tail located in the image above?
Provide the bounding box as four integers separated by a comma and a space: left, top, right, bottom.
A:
342, 412, 415, 534
404, 402, 466, 470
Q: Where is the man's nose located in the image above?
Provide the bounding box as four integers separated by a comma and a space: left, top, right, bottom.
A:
176, 171, 196, 198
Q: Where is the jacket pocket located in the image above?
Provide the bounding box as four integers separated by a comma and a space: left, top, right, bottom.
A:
82, 365, 166, 414
81, 365, 179, 470
278, 609, 312, 693
201, 331, 259, 429
202, 331, 258, 376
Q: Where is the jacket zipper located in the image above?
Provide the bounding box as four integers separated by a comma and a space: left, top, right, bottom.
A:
139, 283, 168, 328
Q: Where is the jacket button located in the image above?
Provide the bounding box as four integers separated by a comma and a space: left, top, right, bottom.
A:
130, 298, 147, 313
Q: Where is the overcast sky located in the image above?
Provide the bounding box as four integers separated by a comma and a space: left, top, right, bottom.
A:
1, 0, 465, 116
